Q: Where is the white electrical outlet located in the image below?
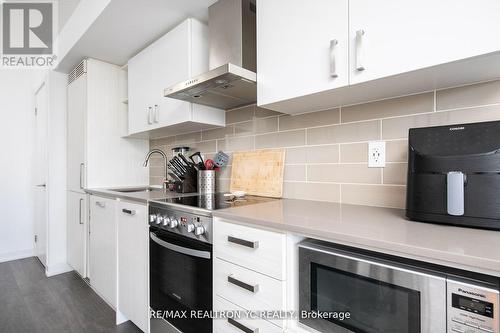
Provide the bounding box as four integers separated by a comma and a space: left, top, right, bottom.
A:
368, 141, 386, 168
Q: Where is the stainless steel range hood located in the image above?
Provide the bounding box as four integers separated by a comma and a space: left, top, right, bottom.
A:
164, 0, 256, 110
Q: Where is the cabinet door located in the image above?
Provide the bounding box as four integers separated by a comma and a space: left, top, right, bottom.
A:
128, 48, 153, 134
257, 0, 349, 106
67, 75, 87, 192
349, 0, 500, 84
67, 192, 87, 277
150, 18, 193, 128
117, 201, 148, 332
89, 196, 117, 308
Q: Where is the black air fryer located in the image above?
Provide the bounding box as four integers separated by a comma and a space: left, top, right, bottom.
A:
406, 120, 500, 230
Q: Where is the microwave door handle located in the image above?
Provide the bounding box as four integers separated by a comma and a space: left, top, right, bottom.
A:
447, 171, 465, 216
150, 232, 211, 259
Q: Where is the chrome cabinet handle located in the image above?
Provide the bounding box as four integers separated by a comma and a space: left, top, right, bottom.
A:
79, 163, 85, 189
95, 201, 106, 208
227, 236, 259, 249
79, 198, 84, 225
228, 275, 259, 293
329, 39, 338, 78
36, 183, 46, 188
147, 106, 153, 125
154, 104, 159, 123
122, 208, 136, 216
227, 318, 258, 333
355, 29, 365, 71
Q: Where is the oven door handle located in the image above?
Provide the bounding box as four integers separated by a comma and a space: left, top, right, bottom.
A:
150, 232, 211, 259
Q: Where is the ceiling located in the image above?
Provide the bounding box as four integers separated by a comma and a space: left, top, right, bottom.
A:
56, 0, 217, 73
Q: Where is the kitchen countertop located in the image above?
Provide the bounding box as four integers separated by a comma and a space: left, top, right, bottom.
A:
213, 199, 500, 277
85, 186, 197, 204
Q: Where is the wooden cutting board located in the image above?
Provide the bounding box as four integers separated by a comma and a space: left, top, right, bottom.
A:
230, 149, 285, 198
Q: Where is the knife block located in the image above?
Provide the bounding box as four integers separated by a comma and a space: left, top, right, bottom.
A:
175, 169, 198, 193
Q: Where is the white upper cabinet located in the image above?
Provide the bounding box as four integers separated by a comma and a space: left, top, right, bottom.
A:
128, 18, 225, 137
257, 0, 349, 107
257, 0, 500, 114
349, 0, 500, 85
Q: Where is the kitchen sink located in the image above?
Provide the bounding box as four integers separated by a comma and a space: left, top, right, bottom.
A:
109, 186, 163, 193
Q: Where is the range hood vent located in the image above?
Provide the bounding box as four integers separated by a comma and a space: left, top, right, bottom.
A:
164, 0, 256, 110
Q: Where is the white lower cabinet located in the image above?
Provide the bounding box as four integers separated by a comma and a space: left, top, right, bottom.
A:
67, 191, 87, 277
89, 195, 117, 308
213, 218, 286, 332
214, 296, 282, 333
117, 200, 149, 332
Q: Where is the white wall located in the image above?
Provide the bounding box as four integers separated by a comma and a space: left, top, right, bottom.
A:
0, 70, 37, 262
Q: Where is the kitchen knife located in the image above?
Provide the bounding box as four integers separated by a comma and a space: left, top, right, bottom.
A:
168, 163, 184, 178
171, 158, 187, 174
168, 172, 182, 182
179, 154, 196, 170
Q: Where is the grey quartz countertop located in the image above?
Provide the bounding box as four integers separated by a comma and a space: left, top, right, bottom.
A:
213, 199, 500, 277
85, 186, 197, 204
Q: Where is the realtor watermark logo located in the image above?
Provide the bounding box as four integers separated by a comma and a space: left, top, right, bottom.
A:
1, 1, 58, 68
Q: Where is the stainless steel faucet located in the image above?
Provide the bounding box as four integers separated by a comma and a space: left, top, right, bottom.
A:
143, 149, 168, 187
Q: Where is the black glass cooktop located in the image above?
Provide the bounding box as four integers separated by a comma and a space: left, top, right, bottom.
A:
155, 193, 277, 211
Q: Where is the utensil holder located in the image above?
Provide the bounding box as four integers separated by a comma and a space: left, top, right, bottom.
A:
198, 170, 216, 193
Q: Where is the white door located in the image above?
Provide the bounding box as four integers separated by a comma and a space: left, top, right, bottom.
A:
151, 19, 192, 128
34, 83, 48, 266
67, 191, 86, 277
67, 74, 87, 193
128, 47, 153, 134
89, 196, 117, 307
117, 201, 148, 332
349, 0, 500, 84
257, 0, 349, 106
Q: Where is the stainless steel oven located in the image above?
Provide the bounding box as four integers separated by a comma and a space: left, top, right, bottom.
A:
299, 239, 499, 333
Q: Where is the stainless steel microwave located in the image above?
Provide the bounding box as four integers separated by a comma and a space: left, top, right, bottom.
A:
299, 240, 499, 333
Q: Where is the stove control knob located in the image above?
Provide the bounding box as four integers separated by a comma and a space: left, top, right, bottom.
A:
194, 225, 205, 236
186, 223, 195, 233
156, 215, 163, 225
163, 216, 171, 227
170, 218, 179, 228
149, 214, 157, 223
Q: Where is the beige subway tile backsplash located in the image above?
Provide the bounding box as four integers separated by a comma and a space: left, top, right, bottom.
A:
279, 108, 339, 131
226, 105, 254, 124
283, 182, 340, 202
342, 184, 406, 208
307, 120, 380, 145
386, 140, 408, 162
342, 92, 434, 123
308, 164, 381, 184
382, 105, 500, 139
383, 163, 407, 185
340, 143, 367, 163
149, 79, 500, 210
255, 130, 305, 149
436, 80, 500, 111
284, 165, 306, 181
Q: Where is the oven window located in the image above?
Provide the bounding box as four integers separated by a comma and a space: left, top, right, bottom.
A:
311, 263, 421, 333
150, 228, 212, 333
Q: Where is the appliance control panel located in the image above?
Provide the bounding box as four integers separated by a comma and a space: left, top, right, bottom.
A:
448, 280, 499, 333
148, 205, 212, 244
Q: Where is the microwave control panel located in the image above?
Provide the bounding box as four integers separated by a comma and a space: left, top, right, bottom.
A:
448, 280, 499, 333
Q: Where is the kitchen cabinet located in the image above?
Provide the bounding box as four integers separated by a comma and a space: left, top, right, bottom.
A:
349, 0, 500, 85
213, 218, 286, 331
117, 201, 148, 332
89, 195, 117, 308
127, 18, 225, 137
257, 0, 500, 114
67, 58, 148, 278
257, 0, 349, 107
67, 192, 87, 277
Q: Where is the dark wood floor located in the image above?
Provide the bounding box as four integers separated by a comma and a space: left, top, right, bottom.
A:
0, 257, 142, 333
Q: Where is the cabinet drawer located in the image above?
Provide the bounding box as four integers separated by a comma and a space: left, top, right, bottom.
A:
214, 219, 286, 280
214, 258, 285, 328
214, 296, 282, 333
